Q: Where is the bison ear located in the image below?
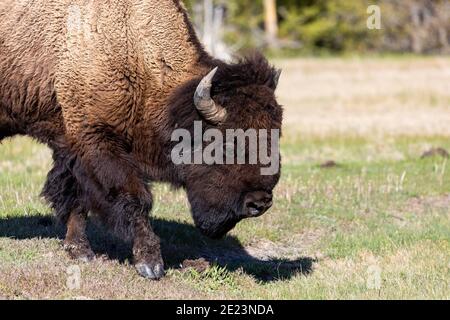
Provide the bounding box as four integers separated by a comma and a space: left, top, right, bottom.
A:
273, 69, 282, 89
267, 69, 282, 90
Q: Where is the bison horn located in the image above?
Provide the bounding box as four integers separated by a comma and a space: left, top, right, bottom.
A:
194, 67, 227, 124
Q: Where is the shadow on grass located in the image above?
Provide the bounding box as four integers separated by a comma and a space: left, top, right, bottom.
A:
0, 215, 315, 282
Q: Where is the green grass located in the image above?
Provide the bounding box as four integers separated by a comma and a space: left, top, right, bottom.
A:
0, 57, 449, 299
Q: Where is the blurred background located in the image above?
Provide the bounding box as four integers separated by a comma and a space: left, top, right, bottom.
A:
184, 0, 450, 59
182, 0, 450, 140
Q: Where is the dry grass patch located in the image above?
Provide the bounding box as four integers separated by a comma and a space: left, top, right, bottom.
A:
276, 57, 450, 138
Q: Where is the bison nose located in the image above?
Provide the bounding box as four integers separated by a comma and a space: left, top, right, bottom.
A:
244, 191, 273, 217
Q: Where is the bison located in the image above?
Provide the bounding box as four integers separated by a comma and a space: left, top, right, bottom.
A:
0, 0, 283, 279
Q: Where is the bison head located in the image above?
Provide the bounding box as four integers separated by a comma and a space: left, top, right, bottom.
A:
168, 53, 283, 239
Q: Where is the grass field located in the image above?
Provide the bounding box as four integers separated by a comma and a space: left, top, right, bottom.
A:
0, 57, 449, 300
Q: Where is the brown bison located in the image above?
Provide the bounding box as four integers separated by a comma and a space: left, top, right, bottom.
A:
0, 0, 283, 279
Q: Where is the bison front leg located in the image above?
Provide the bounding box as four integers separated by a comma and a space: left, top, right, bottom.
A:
71, 141, 165, 280
131, 212, 165, 280
114, 191, 165, 280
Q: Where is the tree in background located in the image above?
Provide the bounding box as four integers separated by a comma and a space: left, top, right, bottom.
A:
381, 0, 450, 54
264, 0, 279, 47
277, 0, 376, 53
184, 0, 450, 55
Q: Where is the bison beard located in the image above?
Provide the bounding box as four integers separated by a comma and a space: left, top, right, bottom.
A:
0, 0, 283, 280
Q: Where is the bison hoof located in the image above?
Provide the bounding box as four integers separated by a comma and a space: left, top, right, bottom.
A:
64, 242, 95, 263
77, 252, 95, 263
135, 262, 165, 280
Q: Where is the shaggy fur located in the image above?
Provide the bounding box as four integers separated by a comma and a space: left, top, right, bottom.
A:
0, 0, 283, 279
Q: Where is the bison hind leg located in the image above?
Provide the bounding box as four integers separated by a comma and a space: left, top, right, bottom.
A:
42, 149, 94, 262
41, 152, 81, 224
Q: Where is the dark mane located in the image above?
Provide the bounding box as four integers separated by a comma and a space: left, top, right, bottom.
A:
213, 52, 280, 93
